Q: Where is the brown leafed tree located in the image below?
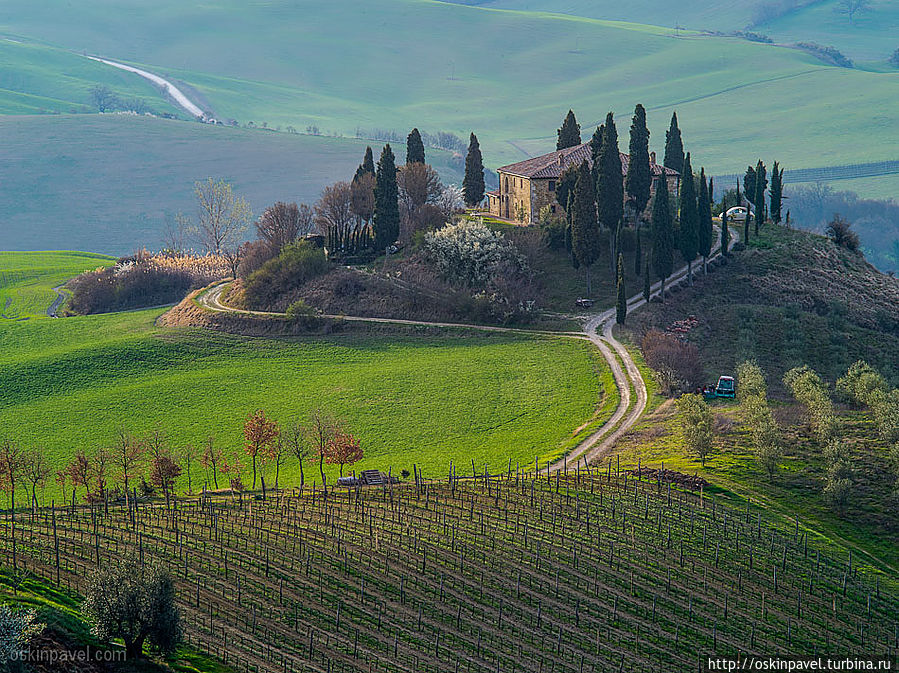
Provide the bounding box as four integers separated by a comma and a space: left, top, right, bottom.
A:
150, 453, 182, 511
243, 409, 279, 490
0, 440, 24, 569
308, 410, 338, 489
65, 450, 91, 505
315, 182, 355, 248
22, 449, 51, 513
324, 429, 364, 477
112, 431, 145, 511
256, 201, 315, 252
192, 178, 252, 254
350, 173, 376, 225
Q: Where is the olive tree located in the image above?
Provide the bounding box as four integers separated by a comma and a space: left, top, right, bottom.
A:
676, 393, 714, 467
82, 556, 181, 660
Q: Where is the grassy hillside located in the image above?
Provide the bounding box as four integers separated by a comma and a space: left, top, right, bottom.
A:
0, 568, 233, 672
0, 251, 114, 319
2, 0, 898, 173
628, 226, 899, 388
0, 115, 463, 255
0, 305, 607, 495
0, 38, 180, 116
5, 477, 896, 672
759, 0, 899, 62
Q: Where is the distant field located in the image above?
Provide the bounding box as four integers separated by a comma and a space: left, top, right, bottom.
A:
0, 250, 113, 320
0, 115, 464, 255
0, 306, 606, 494
0, 38, 181, 116
1, 0, 898, 173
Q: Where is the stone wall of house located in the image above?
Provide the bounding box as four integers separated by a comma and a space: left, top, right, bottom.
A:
530, 179, 560, 223
496, 172, 533, 223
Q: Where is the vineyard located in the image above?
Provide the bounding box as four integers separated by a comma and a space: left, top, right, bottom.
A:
2, 467, 896, 672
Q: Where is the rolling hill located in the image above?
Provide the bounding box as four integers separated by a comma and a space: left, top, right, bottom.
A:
0, 114, 464, 254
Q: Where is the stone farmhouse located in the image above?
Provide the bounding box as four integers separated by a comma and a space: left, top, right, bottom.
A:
486, 142, 679, 224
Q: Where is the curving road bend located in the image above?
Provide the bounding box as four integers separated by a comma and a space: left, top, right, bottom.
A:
195, 227, 735, 471
87, 56, 205, 119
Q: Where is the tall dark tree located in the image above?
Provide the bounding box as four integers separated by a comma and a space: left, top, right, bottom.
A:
678, 152, 699, 285
596, 113, 623, 271
743, 165, 758, 209
753, 160, 767, 234
697, 168, 713, 274
463, 133, 485, 207
625, 104, 652, 223
643, 259, 651, 302
557, 110, 581, 150
769, 161, 784, 224
354, 146, 376, 182
651, 175, 675, 299
570, 161, 601, 294
616, 253, 627, 325
720, 195, 730, 258
738, 178, 750, 245
556, 164, 579, 220
406, 128, 425, 165
373, 144, 400, 250
634, 226, 642, 276
663, 112, 685, 176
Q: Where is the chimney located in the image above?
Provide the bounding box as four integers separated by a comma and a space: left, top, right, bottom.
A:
558, 152, 564, 166
650, 151, 656, 164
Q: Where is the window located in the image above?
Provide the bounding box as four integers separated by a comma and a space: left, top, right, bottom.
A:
550, 205, 556, 214
548, 180, 556, 192
503, 177, 509, 192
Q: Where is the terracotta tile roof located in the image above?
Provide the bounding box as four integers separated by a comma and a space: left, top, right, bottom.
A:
498, 142, 679, 180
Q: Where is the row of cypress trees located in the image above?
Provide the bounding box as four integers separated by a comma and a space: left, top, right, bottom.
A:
344, 127, 486, 254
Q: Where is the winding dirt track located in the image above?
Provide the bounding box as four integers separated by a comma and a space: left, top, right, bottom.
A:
195, 228, 734, 469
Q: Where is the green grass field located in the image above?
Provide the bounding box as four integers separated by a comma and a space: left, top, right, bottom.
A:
0, 115, 464, 255
0, 304, 607, 496
0, 251, 114, 320
1, 0, 898, 173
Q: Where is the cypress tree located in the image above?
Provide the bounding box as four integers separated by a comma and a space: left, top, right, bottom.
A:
406, 128, 425, 165
753, 160, 767, 234
625, 104, 652, 223
616, 253, 627, 325
663, 112, 685, 175
738, 178, 750, 245
373, 144, 400, 251
651, 175, 674, 299
697, 168, 713, 274
643, 259, 651, 302
571, 161, 600, 293
743, 165, 757, 211
678, 152, 699, 285
634, 226, 642, 276
769, 162, 784, 224
463, 133, 485, 207
557, 110, 582, 150
354, 146, 376, 182
721, 197, 730, 258
596, 113, 623, 271
590, 124, 604, 186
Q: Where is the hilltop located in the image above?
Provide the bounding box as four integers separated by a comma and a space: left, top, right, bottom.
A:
627, 225, 899, 389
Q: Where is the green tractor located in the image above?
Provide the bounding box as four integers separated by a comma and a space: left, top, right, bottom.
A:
703, 376, 736, 400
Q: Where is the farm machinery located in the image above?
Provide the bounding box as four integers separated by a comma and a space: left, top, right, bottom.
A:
703, 375, 736, 400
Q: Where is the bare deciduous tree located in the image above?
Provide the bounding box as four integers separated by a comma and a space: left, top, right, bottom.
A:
836, 0, 871, 24
307, 410, 338, 490
180, 444, 197, 494
201, 436, 222, 490
162, 213, 191, 253
398, 163, 443, 240
285, 422, 312, 488
256, 202, 315, 252
65, 450, 90, 506
315, 182, 355, 248
22, 449, 51, 513
350, 173, 376, 225
112, 431, 144, 511
191, 178, 252, 254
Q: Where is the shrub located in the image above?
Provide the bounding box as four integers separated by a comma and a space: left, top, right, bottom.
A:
0, 604, 44, 670
82, 555, 181, 659
824, 214, 859, 251
243, 241, 329, 309
795, 42, 853, 68
286, 299, 323, 330
676, 394, 714, 466
68, 252, 227, 314
641, 330, 704, 395
424, 219, 527, 288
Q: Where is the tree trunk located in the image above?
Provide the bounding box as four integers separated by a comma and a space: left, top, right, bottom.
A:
125, 633, 147, 660
688, 259, 693, 286
660, 276, 666, 301
299, 461, 304, 488
252, 454, 257, 490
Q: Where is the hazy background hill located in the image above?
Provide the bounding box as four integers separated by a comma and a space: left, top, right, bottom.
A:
0, 0, 897, 258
